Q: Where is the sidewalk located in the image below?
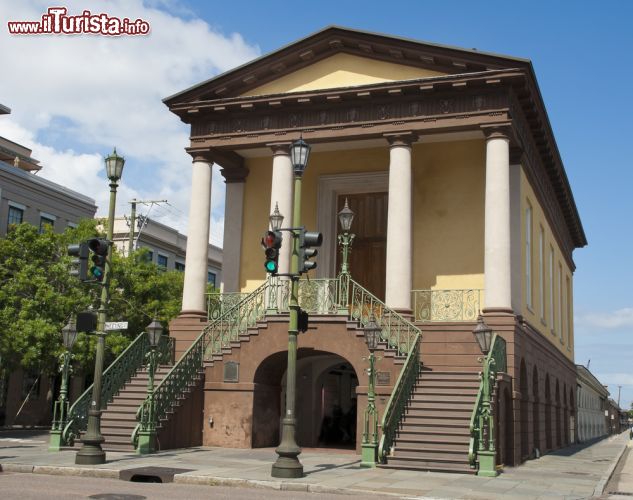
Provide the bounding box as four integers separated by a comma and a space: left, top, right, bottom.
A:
603, 438, 633, 499
0, 429, 630, 499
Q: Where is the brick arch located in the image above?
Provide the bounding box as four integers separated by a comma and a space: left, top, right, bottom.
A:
532, 365, 540, 452
544, 373, 552, 450
519, 358, 529, 460
555, 380, 561, 447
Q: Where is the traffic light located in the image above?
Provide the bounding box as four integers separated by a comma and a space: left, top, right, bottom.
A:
88, 238, 110, 282
262, 230, 283, 274
67, 242, 89, 281
298, 308, 309, 333
299, 230, 323, 274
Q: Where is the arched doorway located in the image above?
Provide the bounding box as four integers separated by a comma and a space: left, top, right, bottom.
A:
251, 349, 358, 449
532, 367, 540, 454
569, 389, 576, 444
520, 359, 529, 460
562, 384, 569, 446
544, 374, 552, 450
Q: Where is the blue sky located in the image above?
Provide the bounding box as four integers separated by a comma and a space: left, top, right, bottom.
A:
1, 0, 632, 409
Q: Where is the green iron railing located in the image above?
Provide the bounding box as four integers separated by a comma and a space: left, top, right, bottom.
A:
207, 291, 249, 321
412, 288, 482, 322
468, 333, 507, 476
61, 331, 173, 447
377, 338, 420, 462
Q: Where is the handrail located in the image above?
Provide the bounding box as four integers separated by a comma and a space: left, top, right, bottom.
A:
62, 331, 151, 446
377, 338, 420, 461
468, 333, 507, 474
134, 282, 269, 449
412, 288, 482, 322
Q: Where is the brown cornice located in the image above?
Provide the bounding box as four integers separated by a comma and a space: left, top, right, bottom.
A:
186, 146, 244, 171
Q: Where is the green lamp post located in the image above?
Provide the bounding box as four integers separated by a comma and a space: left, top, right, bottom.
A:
271, 138, 311, 479
49, 320, 78, 451
361, 314, 381, 467
137, 318, 163, 454
75, 148, 124, 465
472, 315, 498, 477
337, 198, 355, 275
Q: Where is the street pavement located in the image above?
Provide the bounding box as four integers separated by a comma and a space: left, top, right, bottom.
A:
0, 429, 630, 499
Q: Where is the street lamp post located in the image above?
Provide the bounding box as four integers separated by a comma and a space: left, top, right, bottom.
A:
137, 319, 163, 454
337, 198, 355, 275
271, 138, 311, 479
472, 315, 498, 477
49, 320, 78, 451
75, 148, 125, 465
361, 314, 381, 467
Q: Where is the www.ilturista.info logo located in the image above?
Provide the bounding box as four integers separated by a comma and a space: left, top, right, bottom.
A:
7, 7, 151, 36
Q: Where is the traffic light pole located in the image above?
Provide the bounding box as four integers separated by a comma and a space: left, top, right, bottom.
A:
271, 174, 304, 479
75, 181, 117, 465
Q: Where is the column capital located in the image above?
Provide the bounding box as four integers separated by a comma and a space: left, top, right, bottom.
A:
189, 152, 213, 164
220, 166, 249, 183
186, 147, 244, 170
482, 123, 512, 141
268, 142, 292, 156
384, 132, 417, 148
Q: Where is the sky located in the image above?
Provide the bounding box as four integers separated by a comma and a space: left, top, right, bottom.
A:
0, 0, 632, 410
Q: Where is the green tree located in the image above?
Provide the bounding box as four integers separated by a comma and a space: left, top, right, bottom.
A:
0, 220, 184, 390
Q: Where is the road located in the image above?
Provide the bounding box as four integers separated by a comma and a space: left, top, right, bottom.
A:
0, 472, 398, 500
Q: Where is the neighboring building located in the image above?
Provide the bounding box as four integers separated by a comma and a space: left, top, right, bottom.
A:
66, 28, 587, 474
0, 104, 97, 426
111, 217, 222, 288
576, 365, 609, 442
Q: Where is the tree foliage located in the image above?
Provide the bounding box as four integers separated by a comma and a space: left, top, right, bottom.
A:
0, 220, 184, 378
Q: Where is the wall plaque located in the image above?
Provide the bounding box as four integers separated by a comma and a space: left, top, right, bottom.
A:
224, 361, 239, 383
376, 372, 391, 386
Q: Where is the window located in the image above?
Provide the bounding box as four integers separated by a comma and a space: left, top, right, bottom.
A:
207, 271, 216, 288
7, 205, 24, 227
549, 247, 555, 332
175, 262, 185, 272
525, 203, 533, 309
566, 276, 572, 347
539, 226, 545, 321
39, 216, 55, 233
145, 250, 154, 263
558, 263, 563, 341
157, 254, 168, 268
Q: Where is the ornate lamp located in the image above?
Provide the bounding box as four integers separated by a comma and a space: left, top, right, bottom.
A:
338, 198, 355, 232
61, 321, 78, 350
269, 203, 284, 231
146, 319, 163, 348
290, 138, 311, 176
104, 148, 125, 182
364, 314, 381, 352
472, 315, 493, 355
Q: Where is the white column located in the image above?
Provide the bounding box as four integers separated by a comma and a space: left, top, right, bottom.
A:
270, 145, 294, 274
385, 136, 413, 311
181, 157, 213, 313
484, 130, 512, 310
221, 170, 247, 292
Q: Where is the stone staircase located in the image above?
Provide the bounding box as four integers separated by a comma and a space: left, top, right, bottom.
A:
380, 370, 479, 474
84, 366, 172, 452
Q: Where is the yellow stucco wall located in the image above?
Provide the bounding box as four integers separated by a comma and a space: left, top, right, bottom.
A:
242, 53, 446, 96
520, 169, 574, 361
238, 139, 486, 298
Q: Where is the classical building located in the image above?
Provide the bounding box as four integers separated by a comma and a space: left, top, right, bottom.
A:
111, 217, 222, 288
0, 104, 97, 426
575, 365, 609, 442
57, 28, 587, 474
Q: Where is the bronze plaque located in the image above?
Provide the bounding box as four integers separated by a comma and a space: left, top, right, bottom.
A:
224, 361, 239, 382
376, 372, 390, 386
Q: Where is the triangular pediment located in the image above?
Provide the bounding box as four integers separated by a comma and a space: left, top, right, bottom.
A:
241, 53, 446, 96
164, 26, 531, 105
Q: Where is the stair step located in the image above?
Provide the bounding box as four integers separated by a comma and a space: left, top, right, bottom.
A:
391, 451, 470, 463
408, 401, 474, 410
403, 409, 471, 419
410, 394, 476, 403
398, 427, 470, 437
379, 461, 475, 474
394, 441, 469, 452
415, 387, 478, 395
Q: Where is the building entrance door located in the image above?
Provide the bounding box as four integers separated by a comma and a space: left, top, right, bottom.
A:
336, 192, 388, 301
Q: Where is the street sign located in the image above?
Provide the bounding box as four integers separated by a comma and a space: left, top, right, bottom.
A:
105, 321, 128, 331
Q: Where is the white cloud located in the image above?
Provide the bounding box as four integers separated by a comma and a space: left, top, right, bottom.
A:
594, 373, 633, 388
576, 308, 633, 330
0, 0, 260, 247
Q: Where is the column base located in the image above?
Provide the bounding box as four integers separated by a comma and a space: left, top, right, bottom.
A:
169, 311, 208, 361
477, 450, 499, 477
48, 430, 62, 452
136, 430, 156, 454
75, 443, 106, 465
360, 442, 377, 467
271, 455, 304, 478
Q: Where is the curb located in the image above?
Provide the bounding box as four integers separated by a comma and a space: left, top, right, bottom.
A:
592, 436, 630, 497
0, 463, 401, 498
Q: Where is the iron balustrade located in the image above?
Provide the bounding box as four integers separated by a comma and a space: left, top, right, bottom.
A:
61, 331, 173, 447
412, 288, 482, 322
468, 333, 507, 475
